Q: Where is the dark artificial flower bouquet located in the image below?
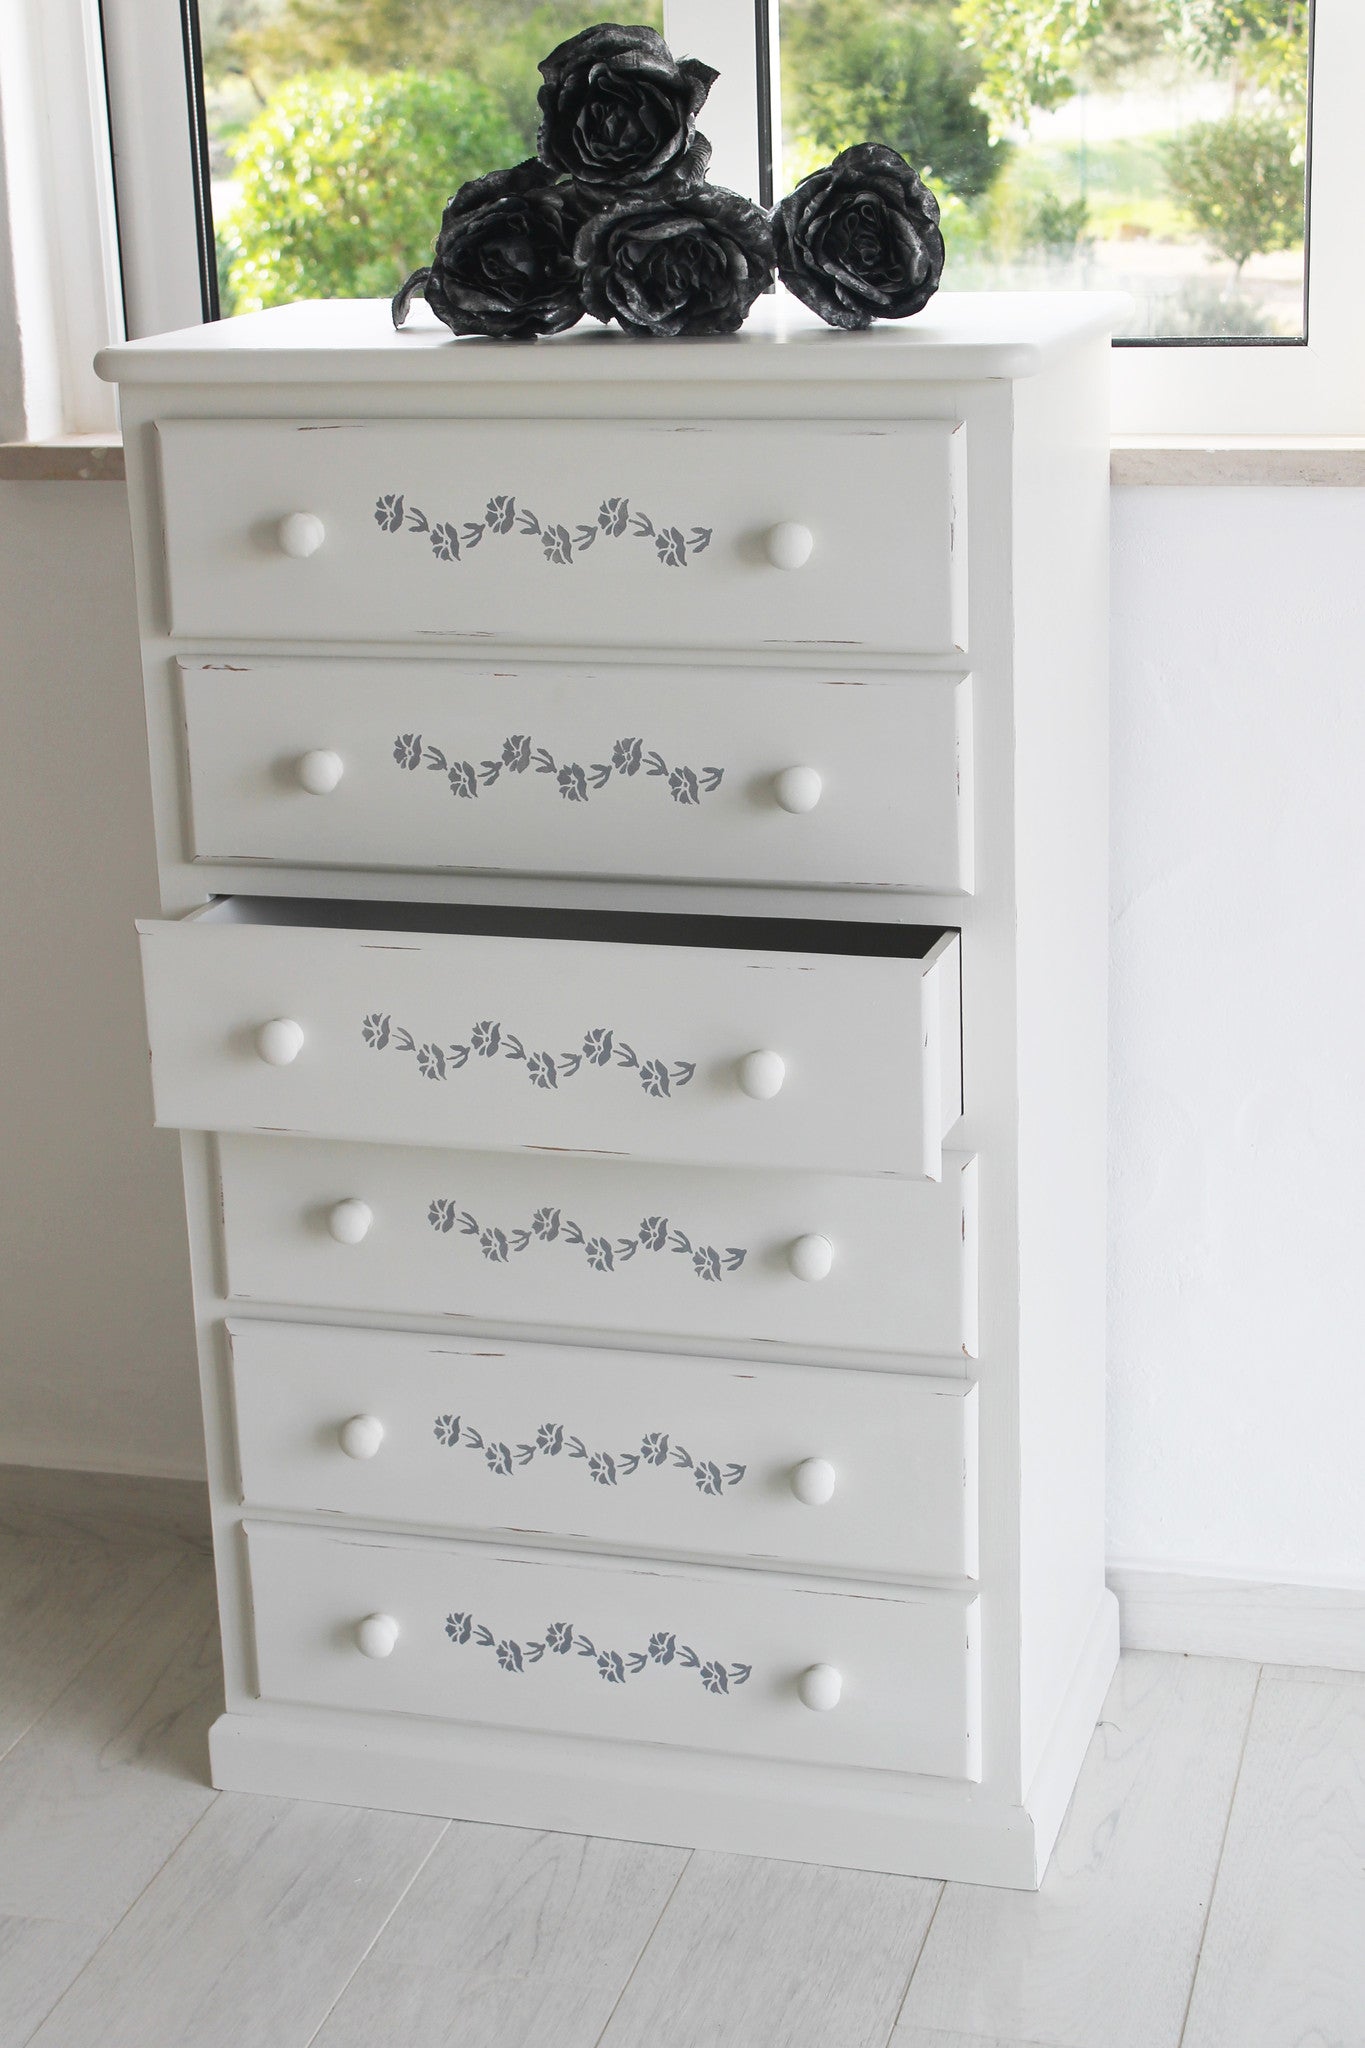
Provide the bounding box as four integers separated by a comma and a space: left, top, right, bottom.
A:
393, 22, 945, 342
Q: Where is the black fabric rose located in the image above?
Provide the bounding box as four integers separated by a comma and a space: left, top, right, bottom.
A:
537, 23, 716, 196
773, 143, 945, 330
576, 186, 774, 337
392, 159, 589, 340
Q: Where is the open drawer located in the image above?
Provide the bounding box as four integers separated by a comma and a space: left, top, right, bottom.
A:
138, 899, 963, 1179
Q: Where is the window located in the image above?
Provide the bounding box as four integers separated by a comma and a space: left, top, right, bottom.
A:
88, 0, 1365, 435
779, 3, 1312, 344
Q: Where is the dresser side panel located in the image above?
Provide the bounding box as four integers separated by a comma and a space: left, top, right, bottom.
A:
1010, 341, 1115, 1790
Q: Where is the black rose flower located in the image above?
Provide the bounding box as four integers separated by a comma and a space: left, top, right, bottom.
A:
773, 143, 945, 331
392, 159, 589, 341
537, 23, 715, 196
576, 186, 774, 337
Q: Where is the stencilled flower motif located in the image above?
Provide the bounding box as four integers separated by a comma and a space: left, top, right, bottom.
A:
541, 524, 574, 566
416, 1041, 447, 1080
361, 1011, 391, 1050
485, 1441, 513, 1477
428, 1197, 458, 1233
536, 1421, 565, 1456
556, 762, 588, 802
430, 521, 461, 562
598, 496, 630, 537
611, 736, 643, 776
587, 1450, 618, 1487
639, 1216, 670, 1252
655, 526, 688, 568
501, 733, 532, 773
693, 1460, 724, 1497
496, 1639, 524, 1672
545, 1619, 575, 1654
445, 1610, 473, 1645
647, 1630, 676, 1664
392, 733, 423, 770
470, 1019, 502, 1059
374, 493, 405, 533
640, 1432, 670, 1466
639, 1059, 672, 1099
448, 760, 479, 799
531, 1208, 561, 1243
526, 1050, 559, 1090
485, 494, 517, 534
596, 1650, 627, 1684
692, 1245, 722, 1283
669, 765, 701, 806
585, 1236, 615, 1273
582, 1027, 613, 1066
433, 1414, 462, 1447
480, 1227, 509, 1264
700, 1660, 730, 1694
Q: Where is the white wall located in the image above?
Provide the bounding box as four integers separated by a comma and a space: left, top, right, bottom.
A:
2, 479, 1362, 1579
1108, 485, 1365, 1584
0, 481, 199, 1476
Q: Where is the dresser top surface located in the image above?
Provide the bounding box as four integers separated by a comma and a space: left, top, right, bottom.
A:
97, 287, 1130, 389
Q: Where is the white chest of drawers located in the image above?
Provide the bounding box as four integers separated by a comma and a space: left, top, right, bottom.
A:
98, 288, 1124, 1889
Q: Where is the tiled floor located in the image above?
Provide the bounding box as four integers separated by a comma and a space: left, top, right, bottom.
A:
1, 1500, 1361, 2048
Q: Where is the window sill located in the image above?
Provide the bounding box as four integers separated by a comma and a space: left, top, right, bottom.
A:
4, 435, 1365, 489
1110, 437, 1365, 486
0, 435, 126, 481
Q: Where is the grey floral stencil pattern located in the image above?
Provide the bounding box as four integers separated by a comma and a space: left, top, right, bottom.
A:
444, 1609, 751, 1692
362, 1016, 696, 1098
432, 1413, 746, 1495
375, 491, 712, 568
427, 1198, 746, 1282
393, 731, 723, 807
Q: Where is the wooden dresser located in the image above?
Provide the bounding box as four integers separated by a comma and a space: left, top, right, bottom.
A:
98, 288, 1124, 1887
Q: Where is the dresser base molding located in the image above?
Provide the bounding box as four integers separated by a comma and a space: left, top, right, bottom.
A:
207, 1591, 1117, 1890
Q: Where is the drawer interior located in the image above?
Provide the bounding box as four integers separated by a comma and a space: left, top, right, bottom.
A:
193, 894, 957, 963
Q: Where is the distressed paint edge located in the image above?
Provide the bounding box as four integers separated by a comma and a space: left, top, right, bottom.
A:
9, 438, 1364, 489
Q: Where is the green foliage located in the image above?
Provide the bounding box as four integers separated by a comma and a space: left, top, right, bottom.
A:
783, 0, 1003, 201
207, 0, 663, 143
1164, 1, 1310, 103
221, 69, 521, 312
1021, 192, 1090, 248
951, 0, 1102, 136
1163, 111, 1302, 273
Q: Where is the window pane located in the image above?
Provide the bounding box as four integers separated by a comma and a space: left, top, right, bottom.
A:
199, 1, 664, 315
778, 1, 1311, 341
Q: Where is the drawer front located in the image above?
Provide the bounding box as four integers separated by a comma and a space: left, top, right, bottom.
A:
245, 1521, 981, 1781
157, 418, 966, 656
228, 1320, 978, 1580
140, 907, 962, 1179
179, 657, 973, 895
219, 1138, 979, 1362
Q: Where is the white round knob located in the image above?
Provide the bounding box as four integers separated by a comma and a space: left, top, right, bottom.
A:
254, 1017, 304, 1067
790, 1457, 837, 1507
772, 766, 823, 815
297, 748, 344, 795
736, 1049, 786, 1101
338, 1414, 384, 1461
797, 1662, 842, 1711
764, 520, 814, 571
787, 1233, 834, 1284
355, 1613, 398, 1659
276, 511, 326, 558
327, 1198, 373, 1246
